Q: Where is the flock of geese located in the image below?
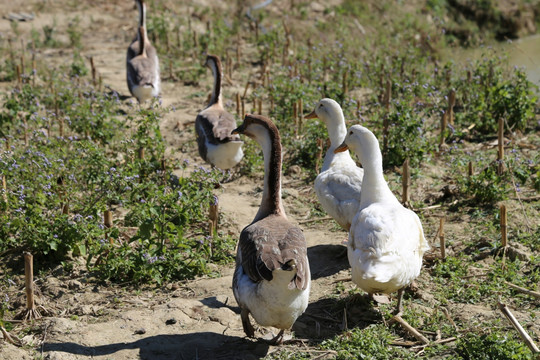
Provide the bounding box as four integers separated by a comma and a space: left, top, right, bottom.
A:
125, 0, 430, 345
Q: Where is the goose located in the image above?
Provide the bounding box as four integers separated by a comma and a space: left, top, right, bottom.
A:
126, 0, 160, 103
195, 55, 243, 170
232, 114, 310, 344
334, 125, 429, 315
306, 98, 363, 231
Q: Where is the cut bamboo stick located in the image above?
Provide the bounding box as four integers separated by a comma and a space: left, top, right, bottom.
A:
498, 302, 540, 355
236, 93, 241, 116
504, 281, 540, 299
468, 161, 473, 177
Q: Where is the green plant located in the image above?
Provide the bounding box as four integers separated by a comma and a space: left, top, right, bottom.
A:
455, 332, 533, 359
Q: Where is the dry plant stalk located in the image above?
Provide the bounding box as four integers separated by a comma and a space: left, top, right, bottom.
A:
447, 89, 455, 125
104, 210, 113, 228
90, 56, 97, 87
241, 98, 245, 119
439, 217, 446, 259
257, 99, 262, 115
0, 326, 21, 346
16, 65, 22, 88
468, 161, 473, 177
315, 139, 323, 174
1, 174, 7, 207
500, 204, 507, 247
498, 302, 540, 355
392, 315, 429, 344
15, 252, 46, 321
439, 112, 447, 147
209, 198, 219, 234
504, 281, 540, 299
236, 93, 241, 116
497, 118, 504, 175
298, 98, 303, 135
402, 158, 410, 205
342, 70, 349, 96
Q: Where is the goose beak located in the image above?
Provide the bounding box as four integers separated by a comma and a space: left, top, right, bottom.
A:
231, 124, 245, 135
334, 142, 349, 154
305, 110, 317, 119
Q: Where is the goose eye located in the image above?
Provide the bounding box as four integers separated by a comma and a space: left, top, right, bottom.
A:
349, 131, 353, 135
319, 104, 323, 108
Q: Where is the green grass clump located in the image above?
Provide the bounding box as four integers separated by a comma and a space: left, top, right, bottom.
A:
454, 332, 533, 360
321, 324, 415, 359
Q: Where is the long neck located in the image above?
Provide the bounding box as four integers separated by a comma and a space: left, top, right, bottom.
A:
138, 27, 146, 56
207, 59, 222, 107
322, 115, 348, 170
359, 144, 398, 208
253, 128, 285, 222
137, 0, 146, 28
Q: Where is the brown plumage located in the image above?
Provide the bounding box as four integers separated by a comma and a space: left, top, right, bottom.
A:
232, 114, 310, 344
195, 55, 243, 169
126, 0, 160, 103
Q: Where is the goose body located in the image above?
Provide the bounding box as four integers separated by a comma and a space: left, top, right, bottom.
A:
126, 0, 160, 103
306, 98, 363, 231
195, 55, 243, 170
335, 125, 429, 313
232, 114, 310, 343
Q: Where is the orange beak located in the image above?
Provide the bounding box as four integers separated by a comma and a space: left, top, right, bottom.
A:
334, 142, 348, 154
305, 110, 318, 119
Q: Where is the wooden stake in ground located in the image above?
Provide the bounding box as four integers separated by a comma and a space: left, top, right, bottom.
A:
439, 217, 445, 260
401, 158, 410, 206
468, 161, 473, 177
236, 93, 241, 117
498, 302, 540, 355
104, 210, 113, 228
500, 204, 507, 248
497, 118, 504, 175
15, 252, 47, 321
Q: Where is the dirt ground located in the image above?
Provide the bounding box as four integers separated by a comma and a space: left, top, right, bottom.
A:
0, 1, 537, 360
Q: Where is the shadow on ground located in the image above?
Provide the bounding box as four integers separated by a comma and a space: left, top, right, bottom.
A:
43, 332, 269, 360
307, 244, 350, 280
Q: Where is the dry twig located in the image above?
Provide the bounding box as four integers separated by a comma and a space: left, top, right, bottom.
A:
498, 302, 540, 355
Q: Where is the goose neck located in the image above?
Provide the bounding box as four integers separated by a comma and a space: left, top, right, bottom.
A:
253, 128, 285, 222
137, 0, 146, 28
208, 59, 222, 107
359, 156, 397, 207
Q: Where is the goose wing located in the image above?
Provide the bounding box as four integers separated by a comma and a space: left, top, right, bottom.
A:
239, 216, 309, 290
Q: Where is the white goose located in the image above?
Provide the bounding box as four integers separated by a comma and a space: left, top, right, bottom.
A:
232, 114, 310, 344
195, 55, 243, 170
306, 98, 363, 231
335, 125, 429, 315
126, 0, 160, 103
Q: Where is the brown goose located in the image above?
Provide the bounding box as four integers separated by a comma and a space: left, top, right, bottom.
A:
232, 114, 310, 344
126, 0, 160, 103
195, 55, 243, 170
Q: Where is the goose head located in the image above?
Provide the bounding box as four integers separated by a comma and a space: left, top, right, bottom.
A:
232, 114, 279, 146
334, 125, 380, 165
305, 98, 347, 147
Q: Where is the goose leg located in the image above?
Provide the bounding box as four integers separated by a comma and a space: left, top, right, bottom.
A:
270, 329, 285, 345
394, 288, 404, 317
241, 308, 255, 338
